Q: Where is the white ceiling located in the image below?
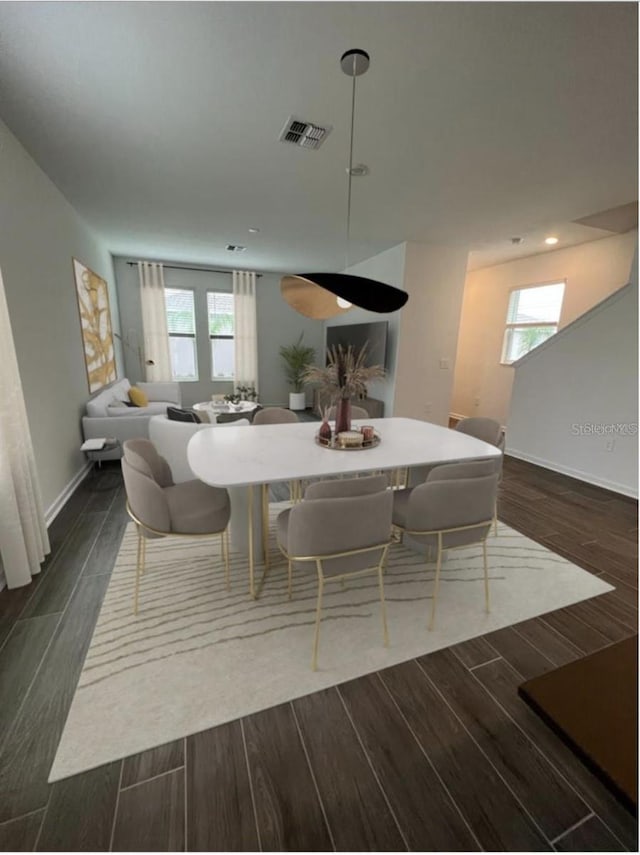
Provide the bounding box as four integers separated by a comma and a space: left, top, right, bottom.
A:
0, 2, 636, 273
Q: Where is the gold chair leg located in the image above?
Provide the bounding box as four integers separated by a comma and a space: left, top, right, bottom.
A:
133, 528, 143, 615
493, 501, 498, 536
221, 530, 230, 591
262, 483, 270, 570
483, 538, 490, 613
140, 533, 146, 575
378, 560, 389, 647
287, 559, 293, 600
312, 565, 324, 671
248, 485, 255, 599
428, 535, 443, 631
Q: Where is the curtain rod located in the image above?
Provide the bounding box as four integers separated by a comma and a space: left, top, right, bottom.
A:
126, 261, 262, 277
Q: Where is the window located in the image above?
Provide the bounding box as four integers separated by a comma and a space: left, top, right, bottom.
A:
501, 281, 565, 364
208, 292, 235, 379
165, 288, 198, 380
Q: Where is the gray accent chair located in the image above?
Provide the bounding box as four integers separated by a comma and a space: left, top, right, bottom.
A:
121, 439, 231, 614
277, 474, 393, 670
393, 460, 498, 630
148, 414, 250, 484
253, 407, 299, 425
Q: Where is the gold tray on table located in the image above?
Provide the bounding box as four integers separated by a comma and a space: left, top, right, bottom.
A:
315, 431, 381, 451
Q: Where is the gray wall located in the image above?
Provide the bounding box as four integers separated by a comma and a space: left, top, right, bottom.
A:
0, 118, 121, 513
113, 258, 324, 407
508, 280, 638, 497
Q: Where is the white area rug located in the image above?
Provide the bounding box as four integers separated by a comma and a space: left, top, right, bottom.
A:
50, 503, 612, 782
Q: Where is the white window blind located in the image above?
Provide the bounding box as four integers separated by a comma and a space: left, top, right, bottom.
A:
502, 281, 565, 364
165, 288, 198, 381
208, 291, 235, 379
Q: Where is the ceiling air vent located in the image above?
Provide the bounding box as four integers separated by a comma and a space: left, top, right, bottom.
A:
279, 115, 332, 150
226, 245, 246, 253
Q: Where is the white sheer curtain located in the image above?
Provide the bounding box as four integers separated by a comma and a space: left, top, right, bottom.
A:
233, 270, 259, 393
138, 262, 172, 382
0, 268, 50, 589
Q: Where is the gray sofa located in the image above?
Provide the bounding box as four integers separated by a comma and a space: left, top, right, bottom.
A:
82, 378, 181, 459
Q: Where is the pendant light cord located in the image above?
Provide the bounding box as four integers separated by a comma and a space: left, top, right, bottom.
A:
345, 60, 357, 272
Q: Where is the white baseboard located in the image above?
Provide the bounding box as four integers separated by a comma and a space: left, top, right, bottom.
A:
45, 462, 93, 526
506, 448, 638, 499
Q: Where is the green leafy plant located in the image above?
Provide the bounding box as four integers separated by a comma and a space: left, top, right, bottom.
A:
279, 334, 316, 393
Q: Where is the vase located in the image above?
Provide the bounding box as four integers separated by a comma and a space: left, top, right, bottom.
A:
335, 397, 351, 434
318, 418, 332, 445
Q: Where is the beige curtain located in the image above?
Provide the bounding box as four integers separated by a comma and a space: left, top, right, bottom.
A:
138, 262, 172, 382
232, 270, 258, 393
0, 268, 50, 588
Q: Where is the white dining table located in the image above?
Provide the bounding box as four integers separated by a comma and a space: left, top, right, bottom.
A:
187, 417, 502, 598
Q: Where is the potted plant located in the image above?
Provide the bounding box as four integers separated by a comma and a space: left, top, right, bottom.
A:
304, 343, 385, 432
279, 333, 316, 411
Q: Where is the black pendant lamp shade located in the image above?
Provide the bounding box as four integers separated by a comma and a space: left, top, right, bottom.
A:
280, 49, 409, 320
281, 273, 408, 319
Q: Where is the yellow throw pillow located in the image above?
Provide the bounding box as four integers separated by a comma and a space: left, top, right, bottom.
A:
128, 386, 149, 408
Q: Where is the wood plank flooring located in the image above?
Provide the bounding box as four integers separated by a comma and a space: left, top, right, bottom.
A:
0, 456, 637, 851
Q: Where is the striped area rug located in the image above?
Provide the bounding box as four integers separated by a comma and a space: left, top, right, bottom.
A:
50, 503, 612, 782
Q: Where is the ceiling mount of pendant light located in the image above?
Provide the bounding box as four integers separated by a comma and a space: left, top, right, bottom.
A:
280, 49, 409, 320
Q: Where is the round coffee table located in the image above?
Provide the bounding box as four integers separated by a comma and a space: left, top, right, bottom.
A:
193, 400, 260, 423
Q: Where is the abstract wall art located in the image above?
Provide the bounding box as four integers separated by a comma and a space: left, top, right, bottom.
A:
73, 258, 116, 393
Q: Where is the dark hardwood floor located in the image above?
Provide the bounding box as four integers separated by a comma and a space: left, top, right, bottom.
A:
0, 456, 637, 851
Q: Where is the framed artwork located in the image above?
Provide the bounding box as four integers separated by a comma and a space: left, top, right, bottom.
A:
72, 258, 117, 393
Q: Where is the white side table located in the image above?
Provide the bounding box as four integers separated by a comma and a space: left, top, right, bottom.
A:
81, 438, 121, 470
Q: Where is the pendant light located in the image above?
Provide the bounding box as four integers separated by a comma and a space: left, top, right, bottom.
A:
281, 49, 409, 320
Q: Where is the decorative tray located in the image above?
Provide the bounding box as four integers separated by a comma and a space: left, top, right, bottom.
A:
315, 431, 381, 451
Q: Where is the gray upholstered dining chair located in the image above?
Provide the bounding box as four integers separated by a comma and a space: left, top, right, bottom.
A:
455, 418, 504, 534
392, 460, 498, 630
327, 404, 370, 421
455, 416, 504, 450
253, 406, 301, 503
407, 416, 504, 533
276, 474, 393, 670
253, 407, 299, 425
121, 439, 231, 615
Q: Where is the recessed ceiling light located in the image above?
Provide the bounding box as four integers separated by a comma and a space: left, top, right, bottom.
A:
248, 227, 260, 234
544, 236, 559, 245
